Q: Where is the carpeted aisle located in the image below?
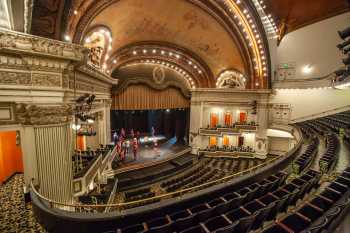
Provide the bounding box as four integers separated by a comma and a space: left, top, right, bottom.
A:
0, 174, 46, 233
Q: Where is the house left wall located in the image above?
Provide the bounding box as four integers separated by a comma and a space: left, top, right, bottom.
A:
0, 131, 23, 183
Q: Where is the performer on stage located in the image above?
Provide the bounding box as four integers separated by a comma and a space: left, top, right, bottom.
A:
121, 128, 126, 138
130, 128, 135, 138
132, 138, 138, 161
136, 131, 141, 143
151, 126, 155, 137
113, 131, 118, 144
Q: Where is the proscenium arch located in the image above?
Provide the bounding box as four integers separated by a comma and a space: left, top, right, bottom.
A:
107, 41, 214, 88
65, 0, 271, 89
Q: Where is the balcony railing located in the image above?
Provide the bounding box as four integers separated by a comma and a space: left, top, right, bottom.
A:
199, 123, 258, 136
30, 132, 303, 213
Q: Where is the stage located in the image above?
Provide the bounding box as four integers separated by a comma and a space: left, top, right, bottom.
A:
115, 136, 191, 171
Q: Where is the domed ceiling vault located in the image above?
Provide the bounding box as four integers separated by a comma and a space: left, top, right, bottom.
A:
31, 0, 272, 89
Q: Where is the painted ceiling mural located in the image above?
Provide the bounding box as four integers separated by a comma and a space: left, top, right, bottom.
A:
30, 0, 279, 89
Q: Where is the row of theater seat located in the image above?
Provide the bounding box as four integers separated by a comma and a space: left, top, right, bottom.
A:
124, 187, 155, 203
319, 133, 339, 173
263, 167, 350, 233
110, 171, 293, 233
160, 161, 208, 190
294, 137, 319, 173
209, 158, 262, 172
110, 169, 322, 233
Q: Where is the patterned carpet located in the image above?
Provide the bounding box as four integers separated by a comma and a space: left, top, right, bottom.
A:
0, 174, 46, 233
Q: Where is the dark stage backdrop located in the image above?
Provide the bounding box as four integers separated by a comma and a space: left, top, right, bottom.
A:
110, 109, 190, 143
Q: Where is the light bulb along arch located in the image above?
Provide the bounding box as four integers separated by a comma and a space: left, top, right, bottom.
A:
106, 42, 215, 88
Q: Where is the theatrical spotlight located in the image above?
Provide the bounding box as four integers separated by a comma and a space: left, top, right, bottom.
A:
337, 39, 350, 50
343, 56, 350, 66
338, 26, 350, 40
76, 93, 89, 103
86, 94, 96, 105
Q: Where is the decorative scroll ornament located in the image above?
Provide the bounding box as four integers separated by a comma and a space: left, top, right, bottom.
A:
216, 70, 246, 89
153, 66, 165, 84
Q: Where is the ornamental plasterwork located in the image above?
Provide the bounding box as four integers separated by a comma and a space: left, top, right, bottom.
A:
15, 104, 73, 125
32, 73, 61, 87
0, 71, 31, 85
216, 70, 246, 89
0, 30, 86, 61
78, 64, 117, 85
0, 54, 72, 73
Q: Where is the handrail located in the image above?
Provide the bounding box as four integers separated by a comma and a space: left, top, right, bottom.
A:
104, 178, 118, 213
31, 127, 303, 212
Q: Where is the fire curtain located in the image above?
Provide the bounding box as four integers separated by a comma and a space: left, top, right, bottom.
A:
113, 84, 190, 110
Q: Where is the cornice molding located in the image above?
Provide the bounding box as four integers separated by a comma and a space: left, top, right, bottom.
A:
0, 29, 86, 62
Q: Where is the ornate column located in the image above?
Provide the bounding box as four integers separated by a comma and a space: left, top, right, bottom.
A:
17, 104, 74, 204
255, 101, 269, 155
105, 100, 112, 144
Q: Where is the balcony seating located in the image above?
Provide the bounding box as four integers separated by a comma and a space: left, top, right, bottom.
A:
179, 225, 206, 233
203, 215, 231, 232
294, 137, 319, 173
117, 223, 145, 233
263, 166, 350, 233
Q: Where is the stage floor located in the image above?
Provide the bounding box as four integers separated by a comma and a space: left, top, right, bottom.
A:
117, 137, 190, 170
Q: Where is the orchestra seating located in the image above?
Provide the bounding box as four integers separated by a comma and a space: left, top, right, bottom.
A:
117, 154, 194, 190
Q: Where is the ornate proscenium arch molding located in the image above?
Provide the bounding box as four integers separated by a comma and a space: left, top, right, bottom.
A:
63, 0, 271, 89
108, 42, 214, 88
112, 72, 191, 99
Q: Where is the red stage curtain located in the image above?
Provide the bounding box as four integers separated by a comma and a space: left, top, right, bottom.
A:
113, 85, 190, 110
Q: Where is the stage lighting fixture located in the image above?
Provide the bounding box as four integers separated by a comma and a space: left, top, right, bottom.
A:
337, 40, 350, 50
343, 56, 350, 66
86, 94, 96, 105
338, 27, 350, 40
76, 93, 89, 103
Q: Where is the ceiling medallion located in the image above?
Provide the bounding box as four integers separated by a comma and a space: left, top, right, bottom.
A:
153, 66, 165, 84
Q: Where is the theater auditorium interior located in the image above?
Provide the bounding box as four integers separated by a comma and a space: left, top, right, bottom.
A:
1, 0, 350, 233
